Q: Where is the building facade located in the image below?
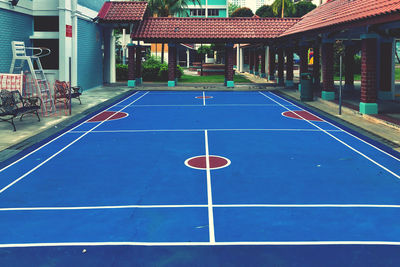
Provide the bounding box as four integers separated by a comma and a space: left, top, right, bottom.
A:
0, 0, 114, 91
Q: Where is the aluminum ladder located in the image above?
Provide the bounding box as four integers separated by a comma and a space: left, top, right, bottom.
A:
10, 41, 56, 115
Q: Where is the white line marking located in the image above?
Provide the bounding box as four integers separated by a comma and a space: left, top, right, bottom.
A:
0, 241, 399, 248
1, 204, 400, 212
114, 104, 296, 107
0, 92, 149, 194
270, 92, 400, 163
204, 130, 215, 243
259, 91, 400, 180
0, 91, 141, 174
69, 129, 343, 134
203, 91, 206, 106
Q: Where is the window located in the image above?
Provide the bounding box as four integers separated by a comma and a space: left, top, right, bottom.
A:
207, 9, 219, 16
189, 9, 206, 16
32, 39, 59, 70
34, 16, 59, 32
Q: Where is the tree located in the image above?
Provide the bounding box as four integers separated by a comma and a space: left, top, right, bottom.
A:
271, 0, 295, 18
255, 5, 274, 17
146, 0, 201, 62
228, 3, 241, 17
231, 7, 254, 17
294, 1, 316, 17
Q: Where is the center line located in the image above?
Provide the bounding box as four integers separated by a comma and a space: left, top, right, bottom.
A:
203, 91, 206, 106
204, 130, 215, 243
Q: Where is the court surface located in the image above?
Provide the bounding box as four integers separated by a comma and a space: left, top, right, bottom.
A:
0, 90, 400, 266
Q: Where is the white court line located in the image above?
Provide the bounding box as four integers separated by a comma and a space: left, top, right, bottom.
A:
204, 130, 215, 243
114, 104, 296, 107
69, 129, 343, 134
269, 92, 400, 163
0, 91, 141, 174
0, 241, 399, 248
1, 203, 400, 212
0, 92, 150, 194
259, 91, 400, 180
203, 91, 206, 106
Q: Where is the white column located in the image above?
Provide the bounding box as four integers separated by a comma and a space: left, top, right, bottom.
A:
122, 28, 126, 65
186, 48, 190, 68
266, 46, 270, 81
71, 0, 78, 87
236, 44, 240, 71
110, 31, 116, 83
59, 0, 72, 82
239, 47, 244, 72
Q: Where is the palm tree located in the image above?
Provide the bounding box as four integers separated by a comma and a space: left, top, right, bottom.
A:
271, 0, 295, 18
147, 0, 201, 63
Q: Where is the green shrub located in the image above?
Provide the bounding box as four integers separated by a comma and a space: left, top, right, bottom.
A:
142, 56, 184, 81
116, 64, 128, 81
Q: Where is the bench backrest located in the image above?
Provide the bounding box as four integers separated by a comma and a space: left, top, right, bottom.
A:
0, 73, 23, 92
0, 90, 22, 114
54, 80, 70, 98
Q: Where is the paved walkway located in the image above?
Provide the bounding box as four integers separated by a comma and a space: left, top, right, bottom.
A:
0, 85, 133, 161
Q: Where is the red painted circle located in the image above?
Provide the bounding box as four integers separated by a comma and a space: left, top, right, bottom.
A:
185, 155, 230, 170
88, 111, 128, 122
195, 96, 213, 99
282, 110, 323, 122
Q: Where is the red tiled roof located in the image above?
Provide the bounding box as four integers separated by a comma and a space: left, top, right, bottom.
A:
132, 17, 301, 42
281, 0, 400, 37
96, 1, 148, 23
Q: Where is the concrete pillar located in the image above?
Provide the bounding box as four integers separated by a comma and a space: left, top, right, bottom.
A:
379, 40, 393, 100
313, 44, 321, 91
127, 44, 136, 87
299, 47, 308, 75
58, 0, 72, 82
236, 44, 240, 71
321, 41, 335, 100
168, 43, 177, 87
344, 45, 355, 90
260, 48, 266, 78
71, 0, 78, 87
249, 49, 254, 74
135, 45, 142, 85
186, 48, 190, 68
110, 32, 116, 83
254, 49, 259, 76
269, 47, 275, 80
277, 48, 284, 85
226, 43, 234, 87
286, 47, 294, 87
360, 34, 378, 114
239, 47, 244, 72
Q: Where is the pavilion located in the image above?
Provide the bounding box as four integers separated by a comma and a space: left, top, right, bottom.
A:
95, 0, 400, 115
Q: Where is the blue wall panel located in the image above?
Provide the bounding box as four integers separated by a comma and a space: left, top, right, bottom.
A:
0, 9, 33, 73
78, 0, 107, 11
77, 19, 104, 90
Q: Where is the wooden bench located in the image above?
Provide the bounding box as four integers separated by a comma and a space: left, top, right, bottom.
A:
54, 80, 82, 105
0, 89, 41, 131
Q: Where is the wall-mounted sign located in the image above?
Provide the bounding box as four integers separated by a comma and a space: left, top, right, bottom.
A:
66, 25, 72, 37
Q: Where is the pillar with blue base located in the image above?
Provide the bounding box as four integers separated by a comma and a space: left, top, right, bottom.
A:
268, 47, 275, 81
359, 34, 379, 114
321, 39, 335, 100
225, 43, 234, 88
286, 47, 294, 87
254, 49, 259, 76
135, 45, 142, 85
168, 43, 177, 87
260, 48, 266, 79
127, 44, 136, 87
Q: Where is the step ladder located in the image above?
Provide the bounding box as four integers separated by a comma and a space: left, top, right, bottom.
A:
10, 41, 56, 115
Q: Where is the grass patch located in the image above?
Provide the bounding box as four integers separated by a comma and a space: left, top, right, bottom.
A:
334, 68, 400, 81
179, 74, 251, 83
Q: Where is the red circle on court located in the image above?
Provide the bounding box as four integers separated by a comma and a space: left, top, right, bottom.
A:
88, 111, 129, 122
195, 96, 213, 99
282, 110, 323, 122
185, 155, 231, 170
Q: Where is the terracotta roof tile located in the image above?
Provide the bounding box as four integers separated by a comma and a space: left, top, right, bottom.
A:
281, 0, 400, 37
132, 17, 301, 42
97, 1, 148, 23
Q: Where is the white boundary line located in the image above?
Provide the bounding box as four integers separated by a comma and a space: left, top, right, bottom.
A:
258, 91, 400, 180
0, 241, 399, 248
269, 92, 400, 163
0, 91, 141, 174
203, 91, 206, 106
114, 104, 296, 107
204, 130, 215, 243
0, 92, 150, 194
1, 203, 400, 212
69, 129, 343, 134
